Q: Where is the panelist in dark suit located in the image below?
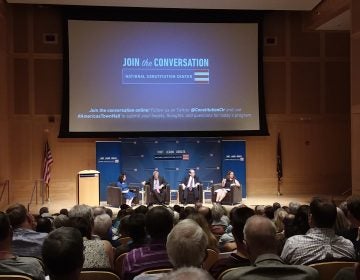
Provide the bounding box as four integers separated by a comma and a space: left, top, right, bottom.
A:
181, 169, 201, 205
142, 170, 168, 205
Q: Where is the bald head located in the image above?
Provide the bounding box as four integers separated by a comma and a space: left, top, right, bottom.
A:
244, 215, 277, 262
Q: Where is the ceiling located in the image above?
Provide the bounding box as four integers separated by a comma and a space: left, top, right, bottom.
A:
6, 0, 322, 11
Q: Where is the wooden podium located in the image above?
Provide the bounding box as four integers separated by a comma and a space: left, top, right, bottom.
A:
77, 170, 100, 206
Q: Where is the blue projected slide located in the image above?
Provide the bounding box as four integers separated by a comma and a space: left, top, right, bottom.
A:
68, 20, 260, 133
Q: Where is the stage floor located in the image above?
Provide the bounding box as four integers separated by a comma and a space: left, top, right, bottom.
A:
27, 193, 348, 216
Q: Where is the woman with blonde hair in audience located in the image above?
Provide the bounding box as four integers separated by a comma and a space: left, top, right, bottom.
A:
187, 212, 219, 252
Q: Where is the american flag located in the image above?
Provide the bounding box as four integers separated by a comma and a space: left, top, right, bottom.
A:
42, 141, 54, 185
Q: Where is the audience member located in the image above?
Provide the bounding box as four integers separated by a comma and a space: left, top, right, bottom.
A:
292, 204, 310, 236
59, 208, 68, 216
222, 215, 319, 280
42, 227, 84, 280
187, 213, 218, 252
197, 206, 213, 226
93, 213, 112, 241
343, 195, 360, 259
115, 213, 149, 258
273, 202, 281, 212
264, 205, 275, 220
93, 206, 106, 217
209, 207, 254, 279
254, 205, 265, 216
6, 203, 48, 258
0, 212, 45, 280
39, 207, 51, 218
53, 214, 69, 229
288, 201, 301, 215
122, 206, 174, 280
281, 197, 355, 264
36, 217, 53, 233
211, 204, 229, 236
68, 204, 114, 270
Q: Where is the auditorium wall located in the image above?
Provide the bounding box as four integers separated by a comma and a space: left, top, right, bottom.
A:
0, 3, 351, 209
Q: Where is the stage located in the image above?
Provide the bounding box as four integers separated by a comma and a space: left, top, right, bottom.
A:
27, 193, 348, 216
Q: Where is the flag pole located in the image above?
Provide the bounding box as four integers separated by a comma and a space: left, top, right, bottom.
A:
277, 133, 283, 196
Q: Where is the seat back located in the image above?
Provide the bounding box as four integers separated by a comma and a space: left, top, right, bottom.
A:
143, 268, 173, 274
107, 186, 123, 207
202, 248, 219, 270
0, 276, 33, 280
114, 252, 127, 276
80, 270, 120, 280
309, 261, 356, 280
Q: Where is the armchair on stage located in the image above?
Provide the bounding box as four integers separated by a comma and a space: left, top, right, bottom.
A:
178, 184, 203, 204
144, 184, 170, 205
106, 185, 140, 207
211, 183, 242, 205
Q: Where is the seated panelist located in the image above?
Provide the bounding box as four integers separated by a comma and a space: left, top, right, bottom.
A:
181, 169, 201, 205
142, 170, 168, 205
116, 173, 137, 206
215, 170, 241, 203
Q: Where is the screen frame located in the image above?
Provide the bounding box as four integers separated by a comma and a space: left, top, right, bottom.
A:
59, 6, 268, 138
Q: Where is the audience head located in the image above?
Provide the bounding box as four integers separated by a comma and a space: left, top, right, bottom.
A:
274, 208, 287, 233
309, 197, 337, 228
127, 213, 147, 241
264, 205, 275, 220
36, 217, 53, 233
283, 214, 296, 238
211, 203, 226, 222
53, 214, 69, 229
59, 208, 69, 216
230, 206, 255, 245
68, 217, 92, 239
93, 213, 112, 240
118, 215, 131, 237
273, 202, 281, 212
104, 207, 113, 219
39, 207, 50, 216
92, 206, 106, 217
69, 204, 94, 222
346, 196, 360, 226
289, 201, 301, 215
159, 267, 213, 280
145, 206, 173, 240
0, 211, 12, 243
243, 215, 277, 263
134, 205, 148, 215
197, 206, 213, 225
293, 204, 310, 235
42, 227, 84, 280
6, 203, 33, 229
167, 219, 208, 268
254, 205, 265, 216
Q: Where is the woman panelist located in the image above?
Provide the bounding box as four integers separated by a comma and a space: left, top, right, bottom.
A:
215, 170, 241, 203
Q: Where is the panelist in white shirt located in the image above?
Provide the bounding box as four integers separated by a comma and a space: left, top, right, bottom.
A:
142, 170, 168, 205
181, 169, 201, 205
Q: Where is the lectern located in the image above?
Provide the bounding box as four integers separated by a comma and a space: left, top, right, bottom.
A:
77, 170, 100, 206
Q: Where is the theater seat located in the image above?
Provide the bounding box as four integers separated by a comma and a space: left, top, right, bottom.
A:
211, 183, 242, 205
107, 185, 140, 207
309, 261, 356, 280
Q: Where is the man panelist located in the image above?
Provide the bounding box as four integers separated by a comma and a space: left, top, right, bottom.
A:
181, 169, 201, 205
142, 170, 168, 205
